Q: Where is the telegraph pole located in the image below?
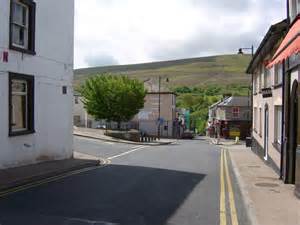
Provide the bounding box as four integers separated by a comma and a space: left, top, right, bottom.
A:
158, 76, 161, 140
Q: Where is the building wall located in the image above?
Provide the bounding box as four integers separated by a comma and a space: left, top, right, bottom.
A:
133, 93, 176, 137
73, 96, 88, 127
73, 93, 177, 137
216, 106, 250, 121
252, 66, 282, 171
288, 0, 300, 22
73, 96, 101, 128
0, 0, 74, 168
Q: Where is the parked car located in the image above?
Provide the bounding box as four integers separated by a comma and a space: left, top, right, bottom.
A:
96, 124, 106, 129
182, 130, 195, 139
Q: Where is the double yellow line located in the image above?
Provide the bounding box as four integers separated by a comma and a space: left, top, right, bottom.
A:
0, 158, 111, 199
220, 149, 239, 225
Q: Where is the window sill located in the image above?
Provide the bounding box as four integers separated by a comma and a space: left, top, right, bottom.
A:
9, 129, 35, 137
273, 83, 283, 89
9, 45, 36, 56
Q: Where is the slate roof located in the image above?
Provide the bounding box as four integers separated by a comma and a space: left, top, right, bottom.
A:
217, 96, 250, 107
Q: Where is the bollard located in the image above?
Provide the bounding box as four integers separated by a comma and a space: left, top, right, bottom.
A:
235, 136, 240, 144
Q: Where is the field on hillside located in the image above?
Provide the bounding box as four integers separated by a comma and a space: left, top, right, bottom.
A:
75, 54, 252, 134
74, 54, 251, 88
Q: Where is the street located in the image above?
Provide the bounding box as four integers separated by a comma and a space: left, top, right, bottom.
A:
0, 136, 249, 225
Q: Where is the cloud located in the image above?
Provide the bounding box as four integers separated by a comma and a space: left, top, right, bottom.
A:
74, 0, 286, 68
84, 54, 119, 67
187, 0, 252, 11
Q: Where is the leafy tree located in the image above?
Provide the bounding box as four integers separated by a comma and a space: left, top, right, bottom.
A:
79, 74, 146, 128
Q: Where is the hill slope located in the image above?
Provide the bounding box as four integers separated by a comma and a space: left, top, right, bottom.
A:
74, 54, 251, 88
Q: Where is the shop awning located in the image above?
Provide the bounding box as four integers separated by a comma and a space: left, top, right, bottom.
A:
268, 19, 300, 67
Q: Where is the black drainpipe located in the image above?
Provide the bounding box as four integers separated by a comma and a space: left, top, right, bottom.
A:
280, 59, 286, 179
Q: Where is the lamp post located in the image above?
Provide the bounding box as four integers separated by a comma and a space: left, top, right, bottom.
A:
238, 45, 254, 137
238, 45, 254, 57
157, 76, 169, 140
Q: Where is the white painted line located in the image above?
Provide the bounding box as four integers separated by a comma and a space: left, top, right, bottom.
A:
102, 141, 115, 145
107, 146, 148, 160
131, 145, 143, 149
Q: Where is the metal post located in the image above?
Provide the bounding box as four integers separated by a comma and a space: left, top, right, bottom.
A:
85, 111, 88, 128
158, 76, 161, 140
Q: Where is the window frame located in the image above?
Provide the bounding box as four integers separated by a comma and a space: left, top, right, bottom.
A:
274, 63, 283, 86
263, 67, 271, 88
253, 107, 258, 132
259, 108, 262, 137
9, 0, 36, 55
274, 106, 282, 145
259, 66, 263, 92
253, 73, 257, 94
9, 73, 35, 137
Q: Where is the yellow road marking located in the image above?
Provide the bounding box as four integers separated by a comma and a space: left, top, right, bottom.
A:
0, 144, 148, 198
224, 149, 239, 225
220, 149, 227, 225
0, 158, 110, 198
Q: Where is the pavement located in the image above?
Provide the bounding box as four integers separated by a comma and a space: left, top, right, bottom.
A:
0, 151, 100, 192
0, 136, 250, 225
213, 138, 300, 225
73, 127, 175, 146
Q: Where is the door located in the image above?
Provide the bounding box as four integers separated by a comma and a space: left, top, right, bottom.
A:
287, 80, 298, 183
264, 105, 269, 161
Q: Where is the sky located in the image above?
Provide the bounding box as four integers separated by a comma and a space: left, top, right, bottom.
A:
74, 0, 286, 69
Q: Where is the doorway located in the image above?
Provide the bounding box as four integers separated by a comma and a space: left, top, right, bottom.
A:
264, 104, 269, 161
287, 80, 298, 183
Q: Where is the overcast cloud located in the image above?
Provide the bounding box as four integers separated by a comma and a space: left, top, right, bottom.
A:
74, 0, 286, 69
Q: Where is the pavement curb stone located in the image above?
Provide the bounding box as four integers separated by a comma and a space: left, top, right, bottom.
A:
226, 148, 259, 225
0, 159, 101, 193
74, 133, 174, 146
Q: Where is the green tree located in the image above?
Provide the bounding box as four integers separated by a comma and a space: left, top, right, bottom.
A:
79, 74, 146, 128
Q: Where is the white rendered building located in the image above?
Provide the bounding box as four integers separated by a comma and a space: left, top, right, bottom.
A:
0, 0, 74, 168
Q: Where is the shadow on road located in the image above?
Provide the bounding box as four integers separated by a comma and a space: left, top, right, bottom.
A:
0, 164, 206, 225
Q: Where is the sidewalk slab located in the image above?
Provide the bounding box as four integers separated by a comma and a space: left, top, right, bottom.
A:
74, 127, 175, 146
0, 153, 100, 192
225, 144, 300, 225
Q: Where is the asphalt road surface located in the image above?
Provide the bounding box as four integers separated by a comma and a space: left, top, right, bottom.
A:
0, 136, 249, 225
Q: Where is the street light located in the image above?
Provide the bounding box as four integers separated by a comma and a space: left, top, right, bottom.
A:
238, 45, 254, 137
158, 76, 169, 140
238, 45, 254, 57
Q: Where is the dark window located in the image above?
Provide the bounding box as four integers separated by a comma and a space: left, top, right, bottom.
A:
274, 63, 283, 85
75, 96, 79, 104
9, 73, 34, 136
232, 107, 240, 118
62, 86, 67, 94
10, 0, 36, 54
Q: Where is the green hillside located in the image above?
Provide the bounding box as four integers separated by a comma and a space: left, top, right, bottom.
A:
74, 54, 251, 88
